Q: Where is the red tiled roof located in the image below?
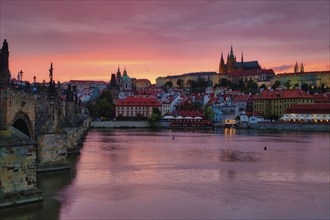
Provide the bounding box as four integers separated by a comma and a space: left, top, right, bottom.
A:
116, 96, 161, 106
312, 93, 330, 103
233, 94, 250, 102
285, 104, 330, 114
133, 79, 151, 83
251, 89, 313, 100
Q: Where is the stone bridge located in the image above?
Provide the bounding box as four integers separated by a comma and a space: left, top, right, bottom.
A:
0, 39, 91, 208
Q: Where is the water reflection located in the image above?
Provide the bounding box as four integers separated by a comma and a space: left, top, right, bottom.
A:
1, 129, 329, 220
220, 149, 260, 162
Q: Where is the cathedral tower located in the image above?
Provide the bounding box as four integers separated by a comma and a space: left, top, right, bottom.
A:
219, 53, 226, 74
226, 46, 236, 72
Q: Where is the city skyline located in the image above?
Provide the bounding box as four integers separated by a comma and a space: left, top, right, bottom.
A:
0, 0, 329, 84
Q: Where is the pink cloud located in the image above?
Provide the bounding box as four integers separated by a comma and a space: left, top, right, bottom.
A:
1, 1, 329, 83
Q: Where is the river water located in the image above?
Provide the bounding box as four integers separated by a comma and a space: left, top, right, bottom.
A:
1, 128, 329, 219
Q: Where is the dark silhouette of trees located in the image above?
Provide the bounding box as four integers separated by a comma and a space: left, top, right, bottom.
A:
87, 90, 115, 120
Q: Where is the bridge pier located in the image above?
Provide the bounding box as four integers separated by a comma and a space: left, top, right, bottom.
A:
37, 132, 71, 172
0, 127, 43, 208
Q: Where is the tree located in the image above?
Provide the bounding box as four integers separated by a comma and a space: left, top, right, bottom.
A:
177, 79, 184, 89
148, 108, 161, 128
284, 80, 291, 89
203, 105, 214, 121
164, 81, 173, 88
301, 83, 309, 92
218, 78, 231, 88
272, 80, 281, 89
321, 83, 327, 93
87, 89, 115, 120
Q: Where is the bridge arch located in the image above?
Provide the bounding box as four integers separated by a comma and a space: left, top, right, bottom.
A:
12, 110, 34, 138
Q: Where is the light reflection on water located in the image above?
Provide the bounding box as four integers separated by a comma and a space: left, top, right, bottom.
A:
1, 128, 329, 220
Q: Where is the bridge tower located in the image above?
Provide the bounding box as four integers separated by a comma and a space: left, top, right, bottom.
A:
0, 39, 10, 130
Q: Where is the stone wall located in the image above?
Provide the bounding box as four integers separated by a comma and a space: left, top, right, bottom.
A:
91, 121, 150, 128
0, 143, 42, 207
250, 122, 330, 131
37, 133, 70, 172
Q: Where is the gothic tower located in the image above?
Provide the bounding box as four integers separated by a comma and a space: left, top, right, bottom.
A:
300, 62, 304, 73
219, 53, 226, 74
0, 39, 10, 85
226, 46, 236, 72
0, 39, 10, 130
294, 62, 299, 73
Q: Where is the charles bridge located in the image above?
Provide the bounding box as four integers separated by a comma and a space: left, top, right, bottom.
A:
0, 40, 91, 208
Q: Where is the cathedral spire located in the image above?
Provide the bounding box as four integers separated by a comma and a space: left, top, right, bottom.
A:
229, 45, 234, 59
219, 52, 226, 74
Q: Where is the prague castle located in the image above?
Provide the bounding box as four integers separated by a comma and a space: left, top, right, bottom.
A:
219, 46, 261, 74
218, 46, 275, 82
156, 46, 275, 87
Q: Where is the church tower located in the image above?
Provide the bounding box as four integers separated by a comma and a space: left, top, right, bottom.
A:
240, 52, 244, 71
294, 62, 299, 73
116, 66, 121, 87
226, 46, 236, 72
219, 53, 226, 74
123, 67, 128, 76
300, 62, 304, 73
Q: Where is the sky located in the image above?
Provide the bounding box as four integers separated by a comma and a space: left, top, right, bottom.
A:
0, 0, 329, 84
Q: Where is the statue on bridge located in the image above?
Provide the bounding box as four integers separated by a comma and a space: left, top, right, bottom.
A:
48, 63, 56, 97
66, 84, 74, 102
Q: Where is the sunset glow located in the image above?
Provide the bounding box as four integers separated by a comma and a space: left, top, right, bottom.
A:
0, 1, 329, 83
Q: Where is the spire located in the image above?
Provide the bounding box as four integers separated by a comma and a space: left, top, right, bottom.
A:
229, 45, 234, 58
300, 62, 304, 73
294, 62, 299, 73
219, 52, 226, 74
241, 52, 244, 63
116, 65, 121, 77
123, 67, 127, 76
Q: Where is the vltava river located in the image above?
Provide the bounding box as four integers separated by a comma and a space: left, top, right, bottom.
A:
1, 128, 329, 219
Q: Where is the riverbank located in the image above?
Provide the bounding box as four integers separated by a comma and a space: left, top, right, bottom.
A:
91, 121, 150, 128
250, 122, 330, 131
91, 120, 329, 132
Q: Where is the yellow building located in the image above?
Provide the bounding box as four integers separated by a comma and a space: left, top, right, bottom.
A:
252, 89, 315, 118
156, 72, 219, 88
272, 71, 330, 88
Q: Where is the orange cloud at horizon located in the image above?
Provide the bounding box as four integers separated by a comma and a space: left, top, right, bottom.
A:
9, 53, 329, 85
